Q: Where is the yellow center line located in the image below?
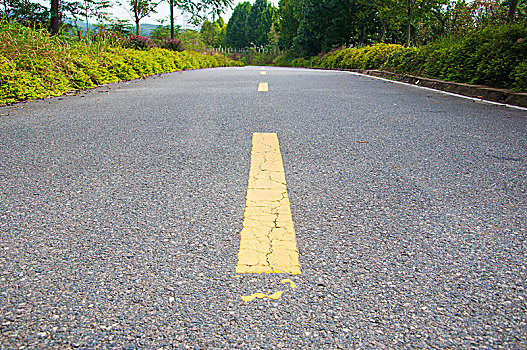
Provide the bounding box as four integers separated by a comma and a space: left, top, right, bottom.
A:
261, 71, 267, 75
236, 133, 301, 275
257, 82, 269, 92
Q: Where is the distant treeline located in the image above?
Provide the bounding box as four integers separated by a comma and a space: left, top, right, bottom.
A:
277, 0, 527, 57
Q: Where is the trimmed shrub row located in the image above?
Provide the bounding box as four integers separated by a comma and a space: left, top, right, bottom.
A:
0, 22, 243, 106
275, 24, 527, 92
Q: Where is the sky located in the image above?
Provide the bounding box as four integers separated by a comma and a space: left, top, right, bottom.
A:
109, 0, 279, 27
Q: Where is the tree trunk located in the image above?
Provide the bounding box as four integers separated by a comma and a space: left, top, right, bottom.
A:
136, 19, 140, 35
380, 20, 386, 43
507, 0, 519, 23
407, 22, 411, 46
170, 0, 175, 39
359, 27, 365, 45
406, 0, 411, 46
50, 0, 59, 34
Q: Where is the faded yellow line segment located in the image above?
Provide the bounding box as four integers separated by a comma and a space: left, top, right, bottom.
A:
261, 71, 267, 75
241, 291, 283, 303
281, 279, 297, 289
236, 133, 301, 275
257, 82, 268, 92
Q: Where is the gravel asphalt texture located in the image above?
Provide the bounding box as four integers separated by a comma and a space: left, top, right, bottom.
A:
1, 66, 526, 349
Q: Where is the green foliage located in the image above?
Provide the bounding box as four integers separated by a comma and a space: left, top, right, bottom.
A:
75, 0, 112, 30
419, 24, 527, 89
179, 29, 207, 52
108, 19, 135, 35
381, 46, 428, 74
278, 0, 300, 50
224, 2, 252, 47
224, 0, 277, 48
167, 0, 232, 26
282, 24, 527, 92
0, 0, 50, 28
0, 21, 243, 106
126, 0, 162, 35
511, 61, 527, 91
246, 0, 277, 47
283, 0, 387, 57
200, 18, 226, 47
150, 24, 172, 41
273, 52, 296, 66
276, 0, 524, 56
317, 44, 405, 70
159, 38, 185, 52
124, 35, 155, 49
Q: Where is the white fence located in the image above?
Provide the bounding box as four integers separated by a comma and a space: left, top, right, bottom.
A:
212, 47, 284, 55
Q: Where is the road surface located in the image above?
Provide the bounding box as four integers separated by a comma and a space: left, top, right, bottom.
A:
1, 66, 526, 348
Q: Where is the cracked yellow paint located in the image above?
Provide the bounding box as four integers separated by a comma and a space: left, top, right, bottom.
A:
236, 133, 301, 275
241, 291, 284, 303
281, 279, 297, 289
257, 83, 269, 92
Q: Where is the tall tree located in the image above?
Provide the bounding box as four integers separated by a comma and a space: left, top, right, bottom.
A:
126, 0, 162, 35
293, 0, 324, 56
50, 0, 86, 34
0, 0, 50, 28
122, 0, 231, 36
167, 0, 232, 39
224, 1, 251, 47
200, 17, 226, 47
400, 0, 446, 46
254, 2, 278, 46
278, 0, 301, 50
245, 0, 267, 45
79, 0, 111, 31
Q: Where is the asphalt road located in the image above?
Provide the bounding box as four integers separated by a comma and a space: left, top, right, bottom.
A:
1, 66, 526, 349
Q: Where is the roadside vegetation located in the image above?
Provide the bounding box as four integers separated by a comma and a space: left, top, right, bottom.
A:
0, 0, 241, 106
0, 21, 242, 106
280, 24, 527, 92
271, 0, 527, 92
1, 0, 526, 106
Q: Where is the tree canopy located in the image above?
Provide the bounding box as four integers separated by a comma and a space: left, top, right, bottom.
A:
276, 0, 526, 57
224, 0, 278, 48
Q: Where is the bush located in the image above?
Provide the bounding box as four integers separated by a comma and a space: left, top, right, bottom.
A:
273, 54, 293, 67
422, 24, 527, 90
0, 21, 244, 106
124, 35, 155, 50
511, 60, 527, 91
382, 46, 428, 75
317, 44, 405, 70
159, 38, 184, 52
284, 24, 527, 92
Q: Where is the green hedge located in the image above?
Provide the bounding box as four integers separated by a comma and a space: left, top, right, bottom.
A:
276, 24, 527, 92
0, 22, 243, 106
